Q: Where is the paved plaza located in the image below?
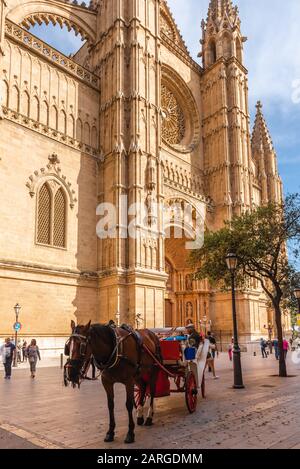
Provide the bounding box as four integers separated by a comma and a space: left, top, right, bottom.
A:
0, 352, 300, 450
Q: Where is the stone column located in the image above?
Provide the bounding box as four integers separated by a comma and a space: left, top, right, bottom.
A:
126, 0, 165, 327
0, 0, 6, 56
93, 0, 166, 327
0, 0, 6, 119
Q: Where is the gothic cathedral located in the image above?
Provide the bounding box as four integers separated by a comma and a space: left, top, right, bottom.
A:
0, 0, 288, 350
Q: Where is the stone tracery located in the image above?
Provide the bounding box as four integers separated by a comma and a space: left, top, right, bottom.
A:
161, 84, 185, 146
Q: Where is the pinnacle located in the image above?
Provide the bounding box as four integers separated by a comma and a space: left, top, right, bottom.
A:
252, 101, 274, 152
208, 0, 237, 21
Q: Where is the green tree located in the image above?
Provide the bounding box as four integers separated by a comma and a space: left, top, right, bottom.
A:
190, 194, 300, 378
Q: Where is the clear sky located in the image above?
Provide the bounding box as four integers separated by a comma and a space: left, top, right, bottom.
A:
31, 0, 300, 197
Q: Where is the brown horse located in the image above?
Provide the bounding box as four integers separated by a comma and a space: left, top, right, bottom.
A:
64, 320, 161, 444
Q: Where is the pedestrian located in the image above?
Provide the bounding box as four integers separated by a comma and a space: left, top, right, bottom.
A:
206, 331, 219, 377
205, 342, 219, 380
1, 337, 16, 379
22, 340, 27, 362
17, 340, 22, 363
273, 339, 279, 360
206, 331, 218, 358
267, 339, 273, 355
260, 338, 268, 358
26, 339, 41, 378
228, 337, 234, 362
283, 338, 290, 360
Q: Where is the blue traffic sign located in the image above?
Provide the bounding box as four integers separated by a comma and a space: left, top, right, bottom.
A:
13, 322, 22, 331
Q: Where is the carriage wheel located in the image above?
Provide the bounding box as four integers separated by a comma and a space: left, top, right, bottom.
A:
185, 371, 198, 414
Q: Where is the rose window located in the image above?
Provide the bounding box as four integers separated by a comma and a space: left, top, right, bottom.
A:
161, 84, 185, 146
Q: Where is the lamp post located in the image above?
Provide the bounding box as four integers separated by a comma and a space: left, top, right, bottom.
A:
199, 315, 212, 335
135, 313, 143, 330
115, 311, 121, 327
263, 322, 274, 354
13, 303, 21, 367
294, 289, 300, 336
294, 288, 300, 313
226, 253, 244, 389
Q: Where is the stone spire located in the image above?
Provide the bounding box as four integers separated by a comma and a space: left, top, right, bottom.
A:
207, 0, 238, 23
251, 101, 282, 204
200, 0, 247, 69
252, 101, 274, 153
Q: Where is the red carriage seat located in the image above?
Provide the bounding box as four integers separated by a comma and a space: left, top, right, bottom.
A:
160, 340, 182, 361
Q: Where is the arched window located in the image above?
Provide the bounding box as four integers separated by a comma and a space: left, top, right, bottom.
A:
0, 80, 9, 108
91, 126, 97, 148
21, 91, 30, 117
208, 40, 217, 65
59, 110, 67, 135
223, 34, 232, 60
40, 101, 49, 126
36, 182, 67, 248
236, 38, 243, 63
31, 96, 40, 121
68, 114, 75, 139
50, 105, 58, 130
76, 118, 83, 141
84, 122, 90, 145
53, 188, 66, 247
10, 85, 20, 112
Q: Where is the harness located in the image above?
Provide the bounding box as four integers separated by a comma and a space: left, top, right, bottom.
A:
92, 328, 135, 372
65, 326, 138, 384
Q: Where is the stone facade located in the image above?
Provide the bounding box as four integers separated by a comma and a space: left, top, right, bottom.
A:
0, 0, 290, 350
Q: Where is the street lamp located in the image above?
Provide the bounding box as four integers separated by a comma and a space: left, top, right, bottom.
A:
294, 288, 300, 313
263, 322, 274, 354
135, 313, 143, 330
115, 311, 121, 327
13, 303, 21, 367
199, 315, 212, 335
226, 253, 245, 389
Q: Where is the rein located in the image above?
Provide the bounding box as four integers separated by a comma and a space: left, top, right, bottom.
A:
92, 328, 135, 372
66, 326, 136, 384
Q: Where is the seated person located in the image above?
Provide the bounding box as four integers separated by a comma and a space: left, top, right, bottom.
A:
185, 324, 201, 349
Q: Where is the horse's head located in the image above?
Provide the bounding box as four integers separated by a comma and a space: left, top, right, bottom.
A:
64, 320, 92, 388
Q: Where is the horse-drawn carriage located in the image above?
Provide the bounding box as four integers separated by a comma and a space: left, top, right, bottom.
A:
134, 328, 209, 414
64, 322, 209, 444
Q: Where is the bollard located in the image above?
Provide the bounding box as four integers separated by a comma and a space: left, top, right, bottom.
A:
253, 351, 256, 357
60, 353, 63, 369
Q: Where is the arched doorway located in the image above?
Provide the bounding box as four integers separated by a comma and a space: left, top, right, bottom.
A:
163, 197, 210, 329
164, 230, 200, 328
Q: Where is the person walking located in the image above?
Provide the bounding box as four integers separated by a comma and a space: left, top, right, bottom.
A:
267, 339, 273, 355
283, 338, 290, 360
260, 338, 268, 358
205, 342, 219, 380
273, 339, 279, 360
26, 339, 41, 378
22, 340, 27, 362
206, 331, 219, 378
17, 340, 22, 363
1, 337, 16, 379
228, 337, 234, 362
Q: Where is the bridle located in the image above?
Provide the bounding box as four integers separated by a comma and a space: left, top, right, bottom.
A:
64, 326, 135, 387
64, 332, 92, 387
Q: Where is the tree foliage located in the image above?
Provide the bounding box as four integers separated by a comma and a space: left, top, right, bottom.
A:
190, 194, 300, 377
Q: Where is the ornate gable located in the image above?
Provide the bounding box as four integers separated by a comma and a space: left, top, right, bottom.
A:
160, 1, 190, 56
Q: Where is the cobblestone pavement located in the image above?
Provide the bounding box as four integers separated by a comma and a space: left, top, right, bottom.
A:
0, 352, 300, 449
